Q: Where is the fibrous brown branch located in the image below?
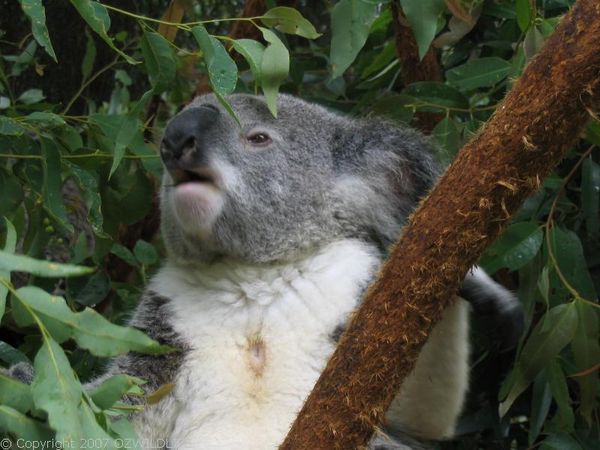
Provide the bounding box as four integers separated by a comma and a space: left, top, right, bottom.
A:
280, 1, 600, 449
391, 2, 442, 134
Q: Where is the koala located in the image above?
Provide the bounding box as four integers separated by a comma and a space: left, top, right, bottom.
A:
36, 94, 524, 449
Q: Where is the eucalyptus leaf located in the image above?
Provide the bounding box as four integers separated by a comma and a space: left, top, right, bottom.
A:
13, 286, 171, 357
479, 222, 543, 273
581, 158, 600, 236
500, 303, 578, 416
258, 27, 289, 117
0, 117, 26, 136
19, 0, 57, 61
192, 25, 238, 96
69, 0, 136, 64
32, 336, 84, 445
0, 250, 94, 277
0, 372, 33, 413
261, 7, 320, 39
0, 218, 16, 319
232, 39, 265, 84
399, 0, 446, 60
88, 374, 145, 410
0, 405, 52, 442
330, 0, 379, 79
140, 31, 176, 92
446, 57, 511, 90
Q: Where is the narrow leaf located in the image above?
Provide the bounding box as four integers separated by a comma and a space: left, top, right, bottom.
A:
479, 222, 543, 273
0, 405, 52, 442
0, 372, 33, 413
581, 158, 600, 236
31, 336, 84, 444
192, 25, 238, 95
258, 27, 289, 117
19, 0, 57, 61
446, 57, 511, 90
0, 218, 17, 318
399, 0, 446, 60
261, 7, 321, 39
41, 137, 73, 233
500, 303, 578, 416
330, 0, 379, 78
69, 0, 136, 64
0, 250, 94, 277
140, 31, 176, 92
232, 39, 265, 85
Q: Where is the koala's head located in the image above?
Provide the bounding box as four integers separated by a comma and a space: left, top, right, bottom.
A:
159, 94, 439, 264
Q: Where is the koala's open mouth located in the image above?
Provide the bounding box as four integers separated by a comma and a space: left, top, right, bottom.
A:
170, 168, 217, 187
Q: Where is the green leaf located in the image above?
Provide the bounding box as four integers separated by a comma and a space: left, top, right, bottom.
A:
72, 271, 111, 307
330, 0, 379, 79
232, 39, 265, 84
479, 222, 543, 273
500, 303, 578, 416
572, 300, 600, 424
0, 405, 52, 442
17, 88, 45, 104
399, 0, 446, 60
134, 240, 158, 266
446, 57, 511, 90
32, 336, 83, 445
66, 163, 104, 236
0, 116, 26, 136
260, 6, 320, 39
0, 250, 94, 277
19, 0, 57, 61
516, 0, 534, 32
41, 137, 73, 233
581, 157, 600, 236
547, 227, 597, 302
111, 243, 139, 267
541, 433, 583, 450
529, 371, 552, 445
432, 117, 461, 165
13, 286, 170, 357
0, 341, 30, 366
546, 359, 574, 429
69, 0, 136, 64
140, 30, 176, 92
0, 218, 17, 319
0, 372, 33, 413
24, 111, 67, 128
258, 27, 289, 117
81, 28, 97, 80
88, 374, 145, 410
401, 81, 469, 112
192, 25, 238, 96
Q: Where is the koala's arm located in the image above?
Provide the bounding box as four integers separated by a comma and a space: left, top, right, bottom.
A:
383, 270, 521, 442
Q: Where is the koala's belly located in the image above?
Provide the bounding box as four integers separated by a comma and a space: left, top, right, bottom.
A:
167, 329, 336, 449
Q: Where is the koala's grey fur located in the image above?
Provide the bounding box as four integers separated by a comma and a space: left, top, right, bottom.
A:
160, 94, 438, 264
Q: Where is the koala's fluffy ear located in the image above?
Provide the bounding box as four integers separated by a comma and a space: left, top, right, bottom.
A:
331, 119, 440, 249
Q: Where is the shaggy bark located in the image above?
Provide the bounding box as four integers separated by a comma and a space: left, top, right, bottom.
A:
279, 1, 600, 449
391, 2, 442, 134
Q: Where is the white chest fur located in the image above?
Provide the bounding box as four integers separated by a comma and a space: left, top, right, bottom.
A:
147, 240, 380, 450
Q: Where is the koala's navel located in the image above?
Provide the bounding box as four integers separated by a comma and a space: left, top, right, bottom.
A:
246, 335, 267, 377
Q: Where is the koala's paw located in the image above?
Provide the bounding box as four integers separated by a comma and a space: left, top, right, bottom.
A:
367, 429, 431, 450
3, 361, 35, 384
460, 267, 525, 351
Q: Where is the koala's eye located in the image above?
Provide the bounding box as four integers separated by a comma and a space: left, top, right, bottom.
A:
246, 132, 272, 146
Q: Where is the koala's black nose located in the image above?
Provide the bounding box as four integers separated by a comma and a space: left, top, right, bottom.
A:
161, 104, 219, 168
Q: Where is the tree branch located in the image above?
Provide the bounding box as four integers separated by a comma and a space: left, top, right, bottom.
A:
279, 1, 600, 448
391, 2, 442, 134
